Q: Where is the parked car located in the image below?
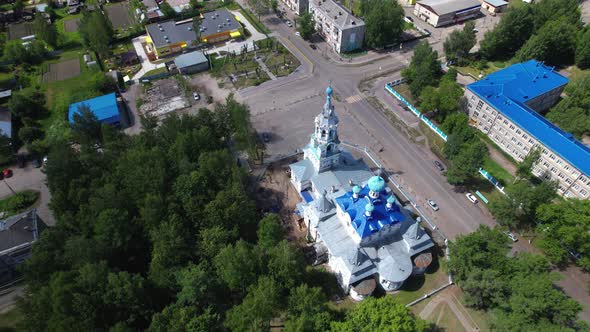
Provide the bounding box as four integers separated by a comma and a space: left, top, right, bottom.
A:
427, 199, 439, 211
32, 158, 41, 168
285, 20, 293, 27
433, 160, 445, 172
295, 31, 301, 37
193, 92, 200, 101
465, 192, 478, 204
424, 29, 431, 35
405, 16, 414, 22
43, 156, 48, 166
309, 44, 317, 50
3, 169, 12, 178
504, 231, 518, 242
262, 132, 271, 143
16, 154, 25, 168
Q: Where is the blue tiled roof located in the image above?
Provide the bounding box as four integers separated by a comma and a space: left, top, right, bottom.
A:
467, 60, 590, 176
68, 93, 121, 125
335, 185, 406, 238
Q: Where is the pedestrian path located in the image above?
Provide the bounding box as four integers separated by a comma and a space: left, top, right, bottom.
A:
345, 94, 363, 103
256, 57, 277, 80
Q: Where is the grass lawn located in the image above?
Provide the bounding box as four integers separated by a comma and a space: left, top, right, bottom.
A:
0, 190, 40, 217
0, 307, 23, 331
239, 7, 270, 34
454, 61, 510, 79
393, 83, 418, 105
482, 156, 514, 187
420, 121, 445, 158
142, 67, 169, 78
55, 9, 84, 49
264, 52, 300, 77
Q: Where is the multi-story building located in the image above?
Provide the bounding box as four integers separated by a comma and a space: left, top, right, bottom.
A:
281, 0, 308, 15
466, 60, 590, 199
289, 86, 434, 299
308, 0, 365, 53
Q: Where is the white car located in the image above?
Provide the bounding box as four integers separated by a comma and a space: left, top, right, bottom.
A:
427, 199, 439, 211
193, 92, 200, 101
465, 193, 478, 204
504, 231, 518, 242
295, 31, 301, 37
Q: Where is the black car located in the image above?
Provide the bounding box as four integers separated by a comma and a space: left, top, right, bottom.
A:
405, 16, 414, 22
309, 44, 317, 50
262, 133, 271, 143
32, 158, 41, 168
433, 160, 445, 172
16, 154, 25, 168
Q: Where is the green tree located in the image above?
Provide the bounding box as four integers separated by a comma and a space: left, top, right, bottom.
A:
363, 0, 404, 48
33, 12, 58, 48
330, 296, 429, 331
12, 0, 23, 14
545, 74, 590, 139
445, 140, 487, 185
0, 134, 13, 164
533, 0, 580, 31
435, 79, 464, 120
71, 105, 103, 145
419, 86, 439, 113
159, 2, 176, 18
224, 277, 282, 332
214, 240, 262, 292
443, 21, 476, 63
257, 213, 283, 250
78, 10, 114, 59
267, 240, 305, 289
8, 89, 46, 121
480, 6, 535, 60
462, 268, 508, 310
402, 41, 441, 97
298, 12, 315, 41
515, 147, 541, 181
3, 40, 28, 64
18, 126, 43, 145
576, 27, 590, 69
516, 18, 578, 66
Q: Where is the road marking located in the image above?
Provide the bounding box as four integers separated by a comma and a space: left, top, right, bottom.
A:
345, 94, 363, 104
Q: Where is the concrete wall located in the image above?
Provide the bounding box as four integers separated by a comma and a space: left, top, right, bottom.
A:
339, 23, 364, 53
465, 89, 590, 199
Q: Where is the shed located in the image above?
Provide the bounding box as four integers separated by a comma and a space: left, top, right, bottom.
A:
482, 0, 508, 13
174, 51, 209, 74
68, 93, 122, 126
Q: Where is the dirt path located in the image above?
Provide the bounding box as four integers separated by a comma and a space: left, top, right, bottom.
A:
484, 141, 517, 175
419, 287, 480, 332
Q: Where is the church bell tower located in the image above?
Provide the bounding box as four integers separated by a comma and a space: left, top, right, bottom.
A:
305, 85, 341, 172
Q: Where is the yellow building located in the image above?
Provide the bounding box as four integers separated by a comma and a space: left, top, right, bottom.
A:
198, 9, 243, 44
145, 19, 197, 59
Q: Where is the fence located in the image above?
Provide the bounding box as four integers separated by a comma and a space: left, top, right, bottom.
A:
479, 168, 505, 194
384, 83, 448, 141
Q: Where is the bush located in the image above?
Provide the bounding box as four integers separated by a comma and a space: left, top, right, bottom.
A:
0, 190, 40, 216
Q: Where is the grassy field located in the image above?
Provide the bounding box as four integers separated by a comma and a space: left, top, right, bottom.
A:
454, 61, 510, 79
239, 7, 271, 34
482, 156, 514, 187
392, 83, 418, 105
0, 307, 23, 331
0, 190, 40, 217
142, 66, 169, 78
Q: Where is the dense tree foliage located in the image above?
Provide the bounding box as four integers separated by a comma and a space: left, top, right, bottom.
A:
402, 41, 442, 97
78, 10, 114, 59
3, 39, 46, 65
576, 27, 590, 69
298, 12, 316, 41
480, 6, 535, 60
419, 71, 464, 121
443, 21, 476, 63
330, 296, 429, 331
490, 179, 557, 228
545, 74, 590, 139
449, 226, 583, 330
536, 200, 590, 269
532, 0, 580, 31
516, 18, 578, 66
363, 0, 404, 49
32, 13, 58, 48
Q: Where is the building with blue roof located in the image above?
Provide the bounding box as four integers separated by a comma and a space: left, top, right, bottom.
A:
68, 93, 124, 127
289, 86, 434, 300
466, 60, 590, 199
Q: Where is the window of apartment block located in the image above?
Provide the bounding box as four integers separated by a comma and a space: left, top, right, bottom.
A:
565, 190, 573, 197
556, 159, 562, 165
503, 120, 509, 125
523, 134, 528, 140
471, 96, 475, 101
511, 137, 517, 143
573, 171, 579, 177
485, 106, 490, 112
529, 139, 535, 144
565, 165, 570, 171
524, 146, 529, 152
574, 184, 581, 190
549, 154, 555, 160
566, 178, 573, 184
582, 190, 588, 197
476, 101, 484, 110
482, 114, 487, 119
483, 126, 489, 131
509, 125, 515, 130
545, 174, 551, 180
558, 173, 565, 179
559, 185, 565, 192
517, 142, 523, 147
542, 149, 548, 154
551, 167, 557, 173
516, 129, 521, 134
498, 115, 503, 120
543, 161, 550, 167
473, 111, 479, 117
580, 176, 587, 183
492, 111, 497, 116
468, 103, 473, 109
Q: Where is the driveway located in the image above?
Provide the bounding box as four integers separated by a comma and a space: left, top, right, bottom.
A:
205, 10, 269, 56
130, 35, 166, 80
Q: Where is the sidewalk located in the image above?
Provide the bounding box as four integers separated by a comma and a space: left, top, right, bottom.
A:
130, 35, 165, 80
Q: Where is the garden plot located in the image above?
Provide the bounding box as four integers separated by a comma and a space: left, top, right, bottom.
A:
105, 2, 133, 29
63, 18, 80, 33
7, 22, 34, 40
42, 58, 81, 82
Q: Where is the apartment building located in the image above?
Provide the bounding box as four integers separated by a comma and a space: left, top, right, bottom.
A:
465, 60, 590, 199
308, 0, 365, 53
281, 0, 308, 15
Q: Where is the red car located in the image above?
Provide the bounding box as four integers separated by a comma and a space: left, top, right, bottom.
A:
3, 169, 12, 178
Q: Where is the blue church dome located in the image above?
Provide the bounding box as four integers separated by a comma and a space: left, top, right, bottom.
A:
326, 86, 333, 96
367, 176, 385, 193
387, 195, 396, 204
352, 185, 361, 194
365, 203, 375, 212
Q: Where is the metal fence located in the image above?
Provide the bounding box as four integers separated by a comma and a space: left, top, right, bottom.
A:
384, 83, 448, 141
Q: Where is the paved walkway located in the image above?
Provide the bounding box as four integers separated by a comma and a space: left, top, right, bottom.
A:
255, 57, 276, 80
130, 36, 165, 80
419, 287, 480, 332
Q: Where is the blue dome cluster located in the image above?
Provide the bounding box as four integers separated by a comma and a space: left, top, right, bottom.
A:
367, 176, 385, 193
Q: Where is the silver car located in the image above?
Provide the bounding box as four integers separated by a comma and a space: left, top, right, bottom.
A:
427, 199, 439, 211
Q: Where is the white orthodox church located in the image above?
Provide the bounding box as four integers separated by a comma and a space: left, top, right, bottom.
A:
289, 86, 434, 300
